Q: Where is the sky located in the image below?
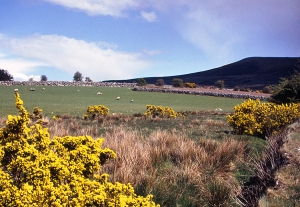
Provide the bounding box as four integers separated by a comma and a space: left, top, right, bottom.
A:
0, 0, 300, 82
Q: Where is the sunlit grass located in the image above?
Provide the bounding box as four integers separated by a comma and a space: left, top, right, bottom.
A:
0, 85, 245, 117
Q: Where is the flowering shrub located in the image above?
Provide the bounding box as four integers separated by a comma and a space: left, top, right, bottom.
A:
84, 105, 109, 120
52, 115, 59, 121
29, 106, 43, 121
144, 105, 184, 119
185, 82, 197, 88
0, 92, 159, 206
227, 99, 300, 136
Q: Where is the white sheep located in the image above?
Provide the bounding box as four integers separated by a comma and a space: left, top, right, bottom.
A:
14, 89, 18, 92
116, 96, 120, 100
97, 92, 102, 95
130, 100, 133, 102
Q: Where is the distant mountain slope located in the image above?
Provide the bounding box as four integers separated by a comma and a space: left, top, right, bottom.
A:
105, 57, 300, 89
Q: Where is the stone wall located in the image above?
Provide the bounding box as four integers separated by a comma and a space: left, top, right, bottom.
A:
133, 87, 269, 101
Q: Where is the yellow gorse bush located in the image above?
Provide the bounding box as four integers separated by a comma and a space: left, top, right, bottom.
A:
144, 105, 184, 119
84, 105, 109, 120
185, 82, 197, 88
30, 106, 43, 120
227, 99, 300, 136
0, 92, 159, 206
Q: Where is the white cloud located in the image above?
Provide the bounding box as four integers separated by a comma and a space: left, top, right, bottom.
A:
0, 34, 150, 81
43, 0, 139, 17
142, 50, 162, 56
171, 1, 300, 63
0, 50, 49, 81
140, 11, 157, 22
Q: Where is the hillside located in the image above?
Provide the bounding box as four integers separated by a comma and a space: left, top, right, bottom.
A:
105, 57, 300, 89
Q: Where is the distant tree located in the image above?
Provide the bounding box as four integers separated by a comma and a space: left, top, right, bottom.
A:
216, 80, 225, 89
155, 79, 165, 86
137, 78, 147, 86
40, 75, 48, 81
0, 69, 13, 81
262, 85, 272, 94
172, 78, 184, 87
85, 77, 92, 82
73, 71, 83, 82
233, 86, 240, 91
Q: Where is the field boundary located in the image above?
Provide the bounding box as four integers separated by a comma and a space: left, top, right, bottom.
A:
133, 86, 270, 100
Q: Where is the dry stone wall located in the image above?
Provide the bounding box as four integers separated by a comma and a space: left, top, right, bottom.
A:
133, 86, 269, 101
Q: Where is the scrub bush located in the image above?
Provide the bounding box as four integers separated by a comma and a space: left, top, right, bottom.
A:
227, 99, 300, 136
269, 70, 300, 104
30, 106, 43, 121
144, 105, 184, 119
0, 92, 159, 206
185, 82, 197, 88
84, 105, 110, 120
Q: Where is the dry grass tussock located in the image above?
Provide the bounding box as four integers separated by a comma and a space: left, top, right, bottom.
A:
47, 118, 99, 138
100, 127, 246, 206
0, 116, 6, 126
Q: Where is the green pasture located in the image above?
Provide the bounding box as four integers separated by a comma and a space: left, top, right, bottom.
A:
0, 86, 244, 117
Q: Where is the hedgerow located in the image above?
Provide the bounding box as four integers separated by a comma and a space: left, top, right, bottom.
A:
0, 92, 159, 206
227, 99, 300, 136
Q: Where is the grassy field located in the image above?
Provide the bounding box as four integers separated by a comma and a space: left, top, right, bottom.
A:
0, 85, 245, 117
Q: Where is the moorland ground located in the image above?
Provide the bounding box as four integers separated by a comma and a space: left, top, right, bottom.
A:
0, 85, 297, 206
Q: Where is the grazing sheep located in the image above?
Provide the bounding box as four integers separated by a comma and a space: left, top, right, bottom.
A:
97, 92, 102, 95
30, 88, 35, 91
215, 108, 223, 112
14, 89, 18, 92
116, 96, 120, 100
42, 88, 45, 90
130, 100, 133, 102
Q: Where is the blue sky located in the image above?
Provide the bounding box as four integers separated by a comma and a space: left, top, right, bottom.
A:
1, 0, 299, 81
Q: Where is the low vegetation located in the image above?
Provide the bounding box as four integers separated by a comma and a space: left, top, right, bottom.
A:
227, 98, 300, 137
0, 92, 159, 206
270, 70, 300, 104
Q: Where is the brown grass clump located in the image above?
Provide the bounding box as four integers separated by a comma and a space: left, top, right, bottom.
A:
47, 118, 99, 138
100, 127, 246, 206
